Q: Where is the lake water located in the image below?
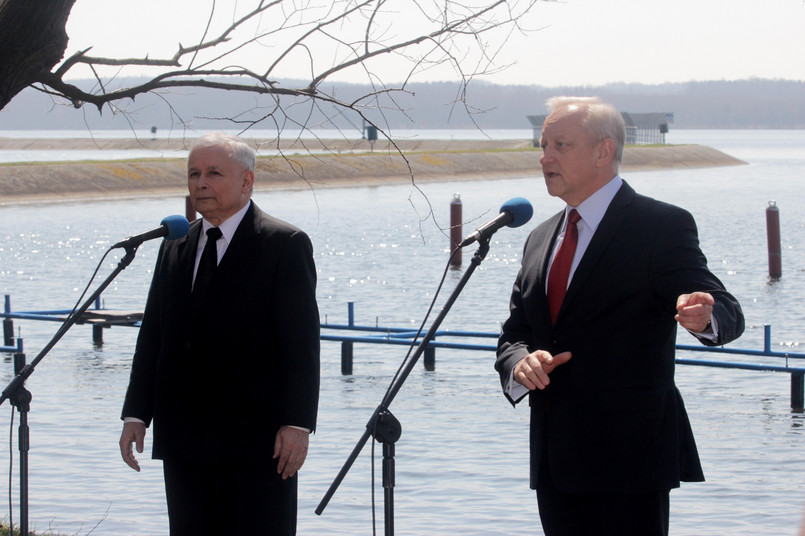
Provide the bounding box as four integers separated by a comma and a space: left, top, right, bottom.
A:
1, 129, 804, 535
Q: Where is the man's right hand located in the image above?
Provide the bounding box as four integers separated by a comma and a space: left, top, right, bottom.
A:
119, 421, 146, 472
513, 350, 572, 391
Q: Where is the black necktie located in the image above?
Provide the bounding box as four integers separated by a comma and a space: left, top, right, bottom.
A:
193, 227, 223, 297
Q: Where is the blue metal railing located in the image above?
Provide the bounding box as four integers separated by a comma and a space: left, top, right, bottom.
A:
3, 295, 804, 409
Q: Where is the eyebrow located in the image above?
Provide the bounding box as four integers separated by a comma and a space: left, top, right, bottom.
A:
188, 165, 221, 172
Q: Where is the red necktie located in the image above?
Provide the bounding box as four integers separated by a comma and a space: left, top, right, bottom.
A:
547, 209, 581, 323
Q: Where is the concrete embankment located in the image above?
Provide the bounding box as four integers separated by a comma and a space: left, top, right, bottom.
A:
0, 138, 746, 205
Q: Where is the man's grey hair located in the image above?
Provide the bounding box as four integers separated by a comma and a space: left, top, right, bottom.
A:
546, 96, 625, 163
190, 132, 256, 172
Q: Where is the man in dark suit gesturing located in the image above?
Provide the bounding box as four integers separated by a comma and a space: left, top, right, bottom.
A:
496, 97, 744, 536
119, 132, 320, 536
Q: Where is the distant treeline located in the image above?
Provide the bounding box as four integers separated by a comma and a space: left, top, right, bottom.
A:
2, 77, 803, 131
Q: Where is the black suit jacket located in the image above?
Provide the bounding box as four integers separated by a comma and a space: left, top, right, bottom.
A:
122, 201, 320, 461
496, 181, 744, 494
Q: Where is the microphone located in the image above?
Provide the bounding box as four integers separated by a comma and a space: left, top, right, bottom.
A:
112, 215, 190, 249
459, 197, 533, 247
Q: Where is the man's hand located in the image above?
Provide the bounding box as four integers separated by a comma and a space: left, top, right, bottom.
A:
676, 292, 715, 333
513, 350, 572, 391
119, 421, 146, 472
273, 426, 310, 480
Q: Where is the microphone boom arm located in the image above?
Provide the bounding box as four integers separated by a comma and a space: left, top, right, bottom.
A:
0, 247, 139, 407
0, 245, 140, 536
316, 239, 491, 517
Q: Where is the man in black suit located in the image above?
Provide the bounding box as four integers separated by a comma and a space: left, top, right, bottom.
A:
118, 132, 320, 536
496, 97, 744, 536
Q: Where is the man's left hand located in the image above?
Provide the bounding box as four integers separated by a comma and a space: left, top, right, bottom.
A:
273, 425, 309, 480
676, 292, 714, 333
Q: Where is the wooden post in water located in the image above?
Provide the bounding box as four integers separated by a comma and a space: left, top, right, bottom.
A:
341, 302, 356, 375
424, 345, 435, 371
2, 318, 12, 348
92, 296, 104, 345
341, 342, 353, 375
3, 295, 13, 347
92, 325, 104, 346
766, 201, 782, 279
450, 194, 462, 267
792, 372, 804, 412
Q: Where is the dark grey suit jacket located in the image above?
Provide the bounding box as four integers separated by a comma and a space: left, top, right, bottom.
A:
122, 201, 320, 461
496, 181, 744, 494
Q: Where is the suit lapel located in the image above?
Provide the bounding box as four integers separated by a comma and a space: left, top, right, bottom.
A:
188, 202, 261, 321
185, 204, 258, 324
537, 212, 564, 281
557, 182, 636, 321
215, 201, 258, 280
527, 212, 564, 325
183, 221, 207, 320
181, 222, 203, 292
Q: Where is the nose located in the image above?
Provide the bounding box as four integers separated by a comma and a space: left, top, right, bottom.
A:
195, 173, 210, 190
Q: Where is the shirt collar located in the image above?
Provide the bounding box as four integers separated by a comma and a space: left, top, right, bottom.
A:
566, 175, 623, 233
201, 200, 251, 244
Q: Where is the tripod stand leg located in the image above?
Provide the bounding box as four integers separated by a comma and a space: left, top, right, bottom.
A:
383, 442, 395, 536
19, 409, 29, 536
13, 350, 30, 536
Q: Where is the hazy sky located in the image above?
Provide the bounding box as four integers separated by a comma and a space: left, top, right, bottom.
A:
64, 0, 805, 87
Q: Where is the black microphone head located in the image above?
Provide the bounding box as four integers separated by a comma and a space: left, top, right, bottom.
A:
161, 215, 190, 240
500, 197, 533, 228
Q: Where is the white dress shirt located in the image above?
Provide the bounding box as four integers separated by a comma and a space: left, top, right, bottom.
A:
544, 176, 623, 292
192, 201, 251, 287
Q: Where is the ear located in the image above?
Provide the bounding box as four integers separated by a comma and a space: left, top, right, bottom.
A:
595, 138, 616, 169
241, 169, 255, 193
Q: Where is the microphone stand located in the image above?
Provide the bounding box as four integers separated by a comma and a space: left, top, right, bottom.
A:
0, 245, 139, 536
316, 239, 491, 535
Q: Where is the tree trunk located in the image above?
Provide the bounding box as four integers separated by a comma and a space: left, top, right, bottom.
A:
0, 0, 75, 110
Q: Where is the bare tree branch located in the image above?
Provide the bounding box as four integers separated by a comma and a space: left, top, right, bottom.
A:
26, 1, 536, 114
0, 0, 541, 231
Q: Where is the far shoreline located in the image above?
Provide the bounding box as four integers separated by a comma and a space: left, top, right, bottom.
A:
0, 140, 746, 206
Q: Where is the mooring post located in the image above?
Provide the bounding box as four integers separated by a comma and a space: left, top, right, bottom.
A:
450, 194, 462, 267
341, 342, 354, 376
424, 345, 435, 371
792, 372, 804, 412
92, 296, 104, 345
766, 324, 802, 411
766, 201, 782, 279
340, 302, 356, 375
4, 295, 14, 347
3, 319, 13, 348
92, 326, 104, 346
